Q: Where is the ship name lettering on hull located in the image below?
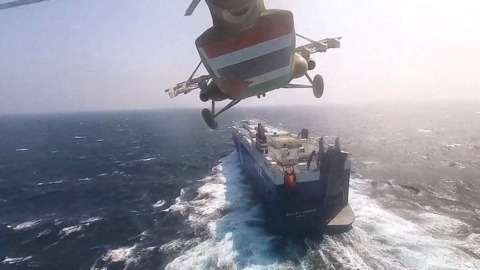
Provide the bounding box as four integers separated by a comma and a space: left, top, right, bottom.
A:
286, 208, 317, 217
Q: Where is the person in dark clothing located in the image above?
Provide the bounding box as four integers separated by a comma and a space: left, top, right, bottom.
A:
307, 150, 317, 170
316, 137, 325, 170
298, 128, 309, 139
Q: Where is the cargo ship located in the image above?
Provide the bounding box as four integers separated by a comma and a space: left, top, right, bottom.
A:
232, 120, 354, 237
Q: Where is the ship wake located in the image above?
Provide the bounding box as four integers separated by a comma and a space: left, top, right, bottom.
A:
161, 152, 479, 269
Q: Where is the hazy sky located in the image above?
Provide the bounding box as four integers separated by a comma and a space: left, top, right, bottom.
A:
1, 0, 480, 114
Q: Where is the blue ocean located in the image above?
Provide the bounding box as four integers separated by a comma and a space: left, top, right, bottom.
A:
1, 101, 479, 269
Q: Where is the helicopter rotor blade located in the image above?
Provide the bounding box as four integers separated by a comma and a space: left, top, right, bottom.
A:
185, 0, 201, 16
0, 0, 50, 11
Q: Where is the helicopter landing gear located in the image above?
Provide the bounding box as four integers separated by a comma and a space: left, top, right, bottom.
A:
306, 73, 324, 98
281, 73, 324, 98
202, 99, 241, 129
202, 108, 218, 129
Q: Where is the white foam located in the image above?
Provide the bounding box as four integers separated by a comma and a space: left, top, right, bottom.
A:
59, 225, 82, 236
164, 153, 480, 270
446, 143, 462, 148
72, 136, 86, 139
13, 220, 42, 231
165, 153, 280, 270
362, 161, 380, 165
37, 229, 51, 238
38, 181, 64, 186
141, 157, 156, 162
152, 200, 166, 208
417, 129, 433, 133
159, 239, 201, 254
78, 177, 92, 181
80, 217, 102, 224
310, 178, 480, 269
2, 256, 32, 265
15, 148, 29, 151
101, 245, 138, 266
57, 217, 101, 238
48, 180, 64, 185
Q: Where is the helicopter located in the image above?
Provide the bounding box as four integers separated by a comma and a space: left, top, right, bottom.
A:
0, 0, 51, 11
165, 0, 342, 129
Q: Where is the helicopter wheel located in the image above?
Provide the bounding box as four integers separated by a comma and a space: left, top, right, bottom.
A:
201, 108, 218, 129
312, 74, 324, 98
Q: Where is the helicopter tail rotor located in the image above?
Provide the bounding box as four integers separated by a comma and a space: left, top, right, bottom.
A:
185, 0, 201, 16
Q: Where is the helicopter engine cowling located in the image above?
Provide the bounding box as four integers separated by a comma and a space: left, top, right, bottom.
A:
200, 81, 228, 102
292, 53, 308, 79
199, 91, 209, 102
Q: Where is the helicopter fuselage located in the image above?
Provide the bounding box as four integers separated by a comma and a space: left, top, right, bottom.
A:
196, 1, 307, 100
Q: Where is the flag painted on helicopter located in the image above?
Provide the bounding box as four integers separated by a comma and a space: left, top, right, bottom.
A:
198, 13, 295, 99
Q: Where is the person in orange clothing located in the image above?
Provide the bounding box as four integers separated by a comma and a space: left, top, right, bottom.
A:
284, 166, 297, 188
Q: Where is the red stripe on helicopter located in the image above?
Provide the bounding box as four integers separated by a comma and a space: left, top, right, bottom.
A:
201, 16, 294, 59
221, 78, 252, 99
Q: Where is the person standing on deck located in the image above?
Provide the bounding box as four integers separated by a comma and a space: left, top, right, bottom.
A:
307, 150, 317, 170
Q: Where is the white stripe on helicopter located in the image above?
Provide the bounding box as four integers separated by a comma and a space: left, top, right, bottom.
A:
246, 65, 291, 87
198, 47, 222, 78
207, 33, 294, 70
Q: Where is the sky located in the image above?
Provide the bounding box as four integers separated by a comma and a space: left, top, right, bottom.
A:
0, 0, 480, 114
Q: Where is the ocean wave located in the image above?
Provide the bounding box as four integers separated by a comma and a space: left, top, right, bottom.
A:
141, 157, 157, 162
418, 212, 472, 236
37, 229, 52, 238
80, 217, 102, 224
58, 217, 102, 237
152, 200, 166, 208
1, 256, 32, 265
37, 180, 64, 186
12, 220, 42, 231
59, 225, 82, 236
99, 245, 139, 267
446, 143, 462, 148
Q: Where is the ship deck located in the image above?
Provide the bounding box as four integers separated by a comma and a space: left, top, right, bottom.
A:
234, 121, 321, 174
